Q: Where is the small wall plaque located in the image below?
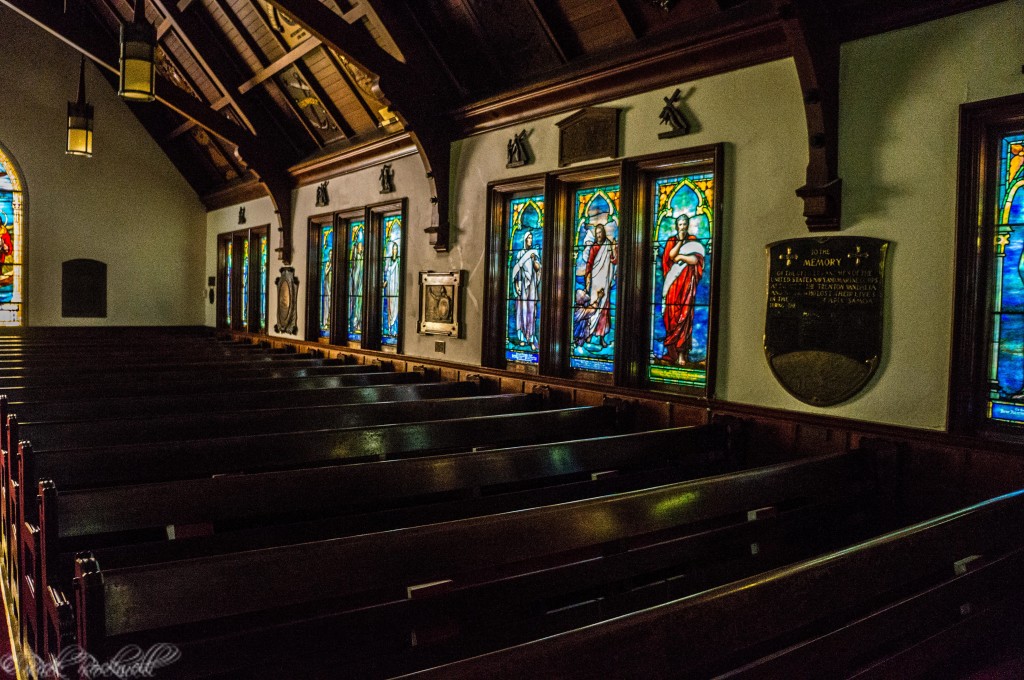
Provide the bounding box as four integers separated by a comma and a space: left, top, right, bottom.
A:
62, 259, 107, 318
274, 266, 299, 335
238, 206, 246, 224
556, 107, 621, 167
418, 270, 462, 337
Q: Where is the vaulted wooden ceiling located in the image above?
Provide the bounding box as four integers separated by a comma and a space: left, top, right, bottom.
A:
0, 0, 1004, 219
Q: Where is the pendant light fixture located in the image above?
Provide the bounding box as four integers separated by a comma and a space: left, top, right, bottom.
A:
118, 0, 156, 102
66, 57, 94, 157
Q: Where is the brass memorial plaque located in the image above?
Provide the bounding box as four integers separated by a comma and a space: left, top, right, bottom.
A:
765, 237, 889, 406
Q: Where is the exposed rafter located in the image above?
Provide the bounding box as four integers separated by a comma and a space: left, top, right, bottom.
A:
267, 0, 460, 251
0, 0, 297, 259
0, 0, 250, 148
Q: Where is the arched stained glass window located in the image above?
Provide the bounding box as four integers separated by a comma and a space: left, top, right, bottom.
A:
381, 214, 402, 347
318, 223, 334, 339
649, 171, 715, 387
258, 234, 268, 333
0, 146, 25, 326
347, 220, 365, 342
505, 195, 544, 365
988, 132, 1024, 424
569, 184, 620, 373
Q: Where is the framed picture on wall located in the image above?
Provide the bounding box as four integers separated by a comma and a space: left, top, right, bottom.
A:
418, 270, 462, 337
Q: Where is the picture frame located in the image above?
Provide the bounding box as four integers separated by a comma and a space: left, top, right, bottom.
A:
418, 270, 462, 337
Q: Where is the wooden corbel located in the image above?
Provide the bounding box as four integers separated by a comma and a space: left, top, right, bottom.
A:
263, 174, 294, 264
773, 0, 842, 231
410, 125, 453, 252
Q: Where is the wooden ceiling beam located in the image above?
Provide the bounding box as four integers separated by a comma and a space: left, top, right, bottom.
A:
238, 37, 320, 94
0, 0, 255, 149
268, 0, 459, 251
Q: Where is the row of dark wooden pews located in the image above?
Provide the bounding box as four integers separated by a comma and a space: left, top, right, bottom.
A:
0, 327, 1020, 678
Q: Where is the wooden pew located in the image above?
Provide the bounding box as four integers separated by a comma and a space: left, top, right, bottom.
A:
11, 406, 619, 632
0, 355, 339, 378
12, 392, 540, 456
59, 451, 875, 679
0, 361, 368, 389
33, 425, 731, 658
396, 488, 1024, 680
0, 368, 416, 404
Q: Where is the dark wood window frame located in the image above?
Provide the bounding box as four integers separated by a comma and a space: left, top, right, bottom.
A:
950, 92, 1024, 441
364, 199, 408, 354
217, 224, 270, 334
302, 200, 408, 351
305, 212, 338, 343
482, 144, 724, 399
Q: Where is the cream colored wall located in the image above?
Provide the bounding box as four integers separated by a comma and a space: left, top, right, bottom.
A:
832, 0, 1024, 428
209, 0, 1024, 431
0, 8, 207, 326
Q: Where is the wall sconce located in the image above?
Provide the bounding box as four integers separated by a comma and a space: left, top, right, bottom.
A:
118, 0, 156, 102
66, 57, 94, 157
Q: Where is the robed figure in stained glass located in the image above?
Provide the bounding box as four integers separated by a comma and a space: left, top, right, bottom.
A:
511, 230, 541, 350
661, 214, 705, 365
574, 196, 618, 350
383, 240, 400, 338
347, 222, 364, 340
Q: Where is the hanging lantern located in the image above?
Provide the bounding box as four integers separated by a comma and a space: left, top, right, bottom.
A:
66, 57, 94, 157
118, 0, 156, 102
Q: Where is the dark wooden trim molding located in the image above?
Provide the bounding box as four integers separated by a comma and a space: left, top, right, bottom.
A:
949, 93, 1024, 441
202, 175, 265, 211
450, 16, 788, 137
289, 133, 418, 186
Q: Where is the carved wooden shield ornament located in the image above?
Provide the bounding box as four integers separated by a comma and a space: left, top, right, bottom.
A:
765, 236, 889, 406
274, 267, 299, 335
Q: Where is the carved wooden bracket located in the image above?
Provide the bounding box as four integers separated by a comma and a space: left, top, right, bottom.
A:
262, 172, 294, 264
773, 0, 842, 231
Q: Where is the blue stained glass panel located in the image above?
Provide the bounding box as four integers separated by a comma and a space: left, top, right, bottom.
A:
225, 242, 233, 325
259, 235, 268, 332
381, 215, 402, 346
569, 185, 620, 373
319, 224, 334, 339
505, 195, 544, 365
347, 220, 365, 342
988, 133, 1024, 424
241, 239, 250, 327
648, 172, 715, 388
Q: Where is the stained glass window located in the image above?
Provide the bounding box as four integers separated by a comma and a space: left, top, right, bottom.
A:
988, 133, 1024, 424
569, 184, 620, 373
318, 224, 334, 339
241, 238, 250, 328
381, 214, 402, 347
225, 242, 233, 326
347, 220, 365, 342
259, 234, 268, 332
505, 195, 544, 365
648, 172, 715, 387
0, 147, 24, 326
